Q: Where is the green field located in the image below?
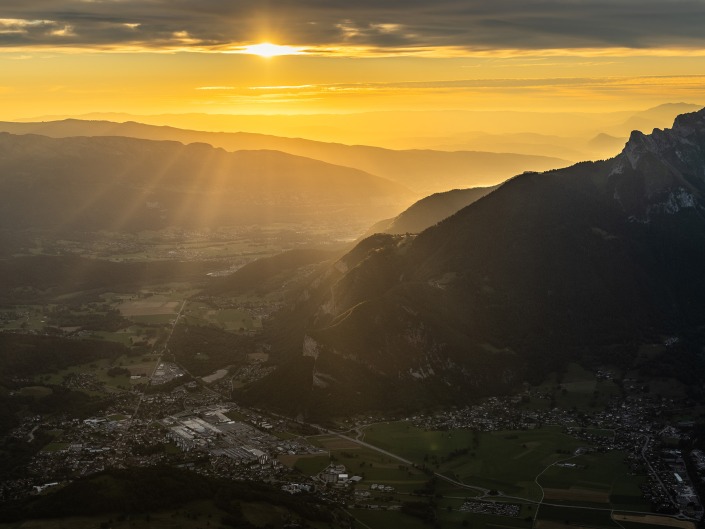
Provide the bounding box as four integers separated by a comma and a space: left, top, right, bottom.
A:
35, 353, 158, 393
126, 314, 176, 325
364, 423, 583, 499
41, 442, 70, 453
90, 325, 160, 348
225, 410, 248, 422
0, 305, 48, 332
538, 450, 648, 511
537, 504, 620, 528
17, 386, 54, 398
292, 425, 655, 529
288, 454, 331, 475
182, 302, 260, 332
362, 421, 477, 461
280, 431, 430, 524
292, 436, 429, 492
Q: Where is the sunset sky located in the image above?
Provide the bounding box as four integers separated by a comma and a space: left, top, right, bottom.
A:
1, 0, 705, 122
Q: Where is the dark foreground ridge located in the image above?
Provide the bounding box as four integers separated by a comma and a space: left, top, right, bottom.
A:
244, 108, 705, 417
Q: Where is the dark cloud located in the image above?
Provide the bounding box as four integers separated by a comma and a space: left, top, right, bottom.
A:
0, 0, 704, 51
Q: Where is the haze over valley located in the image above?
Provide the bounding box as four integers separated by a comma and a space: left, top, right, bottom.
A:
2, 1, 705, 528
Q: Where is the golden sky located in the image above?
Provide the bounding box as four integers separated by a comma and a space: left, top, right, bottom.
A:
1, 0, 704, 122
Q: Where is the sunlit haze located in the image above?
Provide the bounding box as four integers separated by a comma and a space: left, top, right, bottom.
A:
240, 43, 304, 58
1, 0, 704, 143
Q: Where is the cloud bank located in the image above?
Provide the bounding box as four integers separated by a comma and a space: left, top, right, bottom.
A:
0, 0, 704, 54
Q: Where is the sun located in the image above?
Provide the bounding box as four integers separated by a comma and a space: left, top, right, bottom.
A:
242, 43, 303, 57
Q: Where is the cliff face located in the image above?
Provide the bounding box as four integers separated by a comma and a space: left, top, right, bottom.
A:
610, 108, 705, 222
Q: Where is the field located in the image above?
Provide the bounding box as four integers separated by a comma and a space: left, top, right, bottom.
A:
536, 504, 620, 528
182, 302, 260, 332
532, 505, 691, 529
538, 450, 648, 511
35, 353, 160, 392
287, 434, 430, 492
542, 488, 609, 503
116, 299, 181, 317
0, 306, 49, 332
612, 514, 695, 529
277, 426, 658, 529
41, 442, 70, 453
364, 422, 584, 499
353, 422, 661, 529
280, 453, 331, 475
17, 386, 54, 398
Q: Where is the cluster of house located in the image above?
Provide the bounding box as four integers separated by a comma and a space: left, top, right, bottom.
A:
281, 482, 314, 494
407, 382, 705, 521
318, 464, 363, 486
411, 395, 575, 432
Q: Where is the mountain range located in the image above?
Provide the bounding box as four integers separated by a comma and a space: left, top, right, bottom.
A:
18, 103, 699, 152
241, 108, 705, 417
0, 132, 411, 234
0, 120, 568, 195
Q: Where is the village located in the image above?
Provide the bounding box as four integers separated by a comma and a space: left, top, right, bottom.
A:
409, 386, 705, 521
1, 363, 704, 525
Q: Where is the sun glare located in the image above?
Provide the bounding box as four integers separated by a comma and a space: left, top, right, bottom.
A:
242, 43, 303, 57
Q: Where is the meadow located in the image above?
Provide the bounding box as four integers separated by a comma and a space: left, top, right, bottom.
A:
364, 422, 584, 499
350, 421, 659, 529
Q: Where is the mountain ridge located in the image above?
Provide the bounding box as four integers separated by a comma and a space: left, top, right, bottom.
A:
364, 186, 500, 236
242, 107, 705, 417
0, 132, 412, 234
0, 119, 569, 195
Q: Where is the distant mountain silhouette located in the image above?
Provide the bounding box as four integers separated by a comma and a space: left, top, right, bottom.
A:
610, 103, 703, 137
242, 108, 705, 417
0, 120, 568, 195
0, 133, 411, 233
587, 133, 626, 154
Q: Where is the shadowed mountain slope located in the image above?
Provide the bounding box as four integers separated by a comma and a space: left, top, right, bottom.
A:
242, 108, 705, 417
365, 185, 499, 235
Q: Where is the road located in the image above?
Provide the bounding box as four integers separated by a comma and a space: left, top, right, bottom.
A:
27, 424, 39, 443
318, 424, 490, 496
318, 423, 692, 527
529, 453, 578, 526
315, 426, 414, 466
640, 434, 672, 502
131, 299, 187, 421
